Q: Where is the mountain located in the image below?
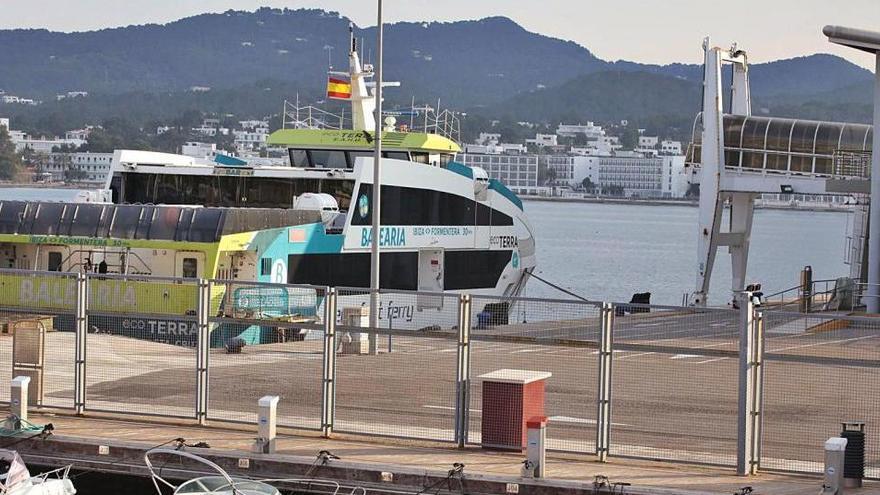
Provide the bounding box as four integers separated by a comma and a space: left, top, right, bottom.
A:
0, 9, 611, 107
0, 8, 874, 134
485, 71, 700, 122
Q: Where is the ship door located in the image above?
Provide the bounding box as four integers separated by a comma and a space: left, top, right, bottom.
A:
174, 251, 206, 279
40, 246, 67, 272
417, 248, 444, 310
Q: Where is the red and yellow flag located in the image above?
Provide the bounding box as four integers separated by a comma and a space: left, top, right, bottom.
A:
326, 76, 352, 99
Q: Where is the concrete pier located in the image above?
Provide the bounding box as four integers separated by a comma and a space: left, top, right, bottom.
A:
12, 412, 880, 495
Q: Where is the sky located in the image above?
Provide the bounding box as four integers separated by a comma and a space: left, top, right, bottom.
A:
1, 0, 879, 69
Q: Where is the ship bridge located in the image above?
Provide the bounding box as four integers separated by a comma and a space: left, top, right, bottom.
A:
690, 39, 873, 306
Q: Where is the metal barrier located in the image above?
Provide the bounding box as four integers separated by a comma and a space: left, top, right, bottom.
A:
1, 269, 879, 479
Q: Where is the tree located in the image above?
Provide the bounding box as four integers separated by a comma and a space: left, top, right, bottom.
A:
0, 127, 22, 180
581, 176, 596, 193
619, 126, 640, 150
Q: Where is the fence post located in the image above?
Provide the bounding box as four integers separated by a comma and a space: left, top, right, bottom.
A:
596, 302, 614, 462
195, 279, 210, 425
74, 273, 88, 415
321, 287, 337, 437
736, 291, 757, 475
748, 308, 765, 474
455, 294, 472, 447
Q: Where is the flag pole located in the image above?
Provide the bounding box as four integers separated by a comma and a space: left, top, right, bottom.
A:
368, 0, 383, 355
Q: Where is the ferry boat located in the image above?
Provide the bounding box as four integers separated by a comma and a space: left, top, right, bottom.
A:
0, 31, 535, 345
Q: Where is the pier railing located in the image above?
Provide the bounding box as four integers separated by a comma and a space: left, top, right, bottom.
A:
0, 270, 879, 479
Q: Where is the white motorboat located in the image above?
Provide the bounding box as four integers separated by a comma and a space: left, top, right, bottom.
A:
0, 450, 75, 495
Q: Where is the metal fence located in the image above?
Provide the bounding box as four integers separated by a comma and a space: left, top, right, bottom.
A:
0, 270, 878, 478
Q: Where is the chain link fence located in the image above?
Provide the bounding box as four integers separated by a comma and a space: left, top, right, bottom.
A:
0, 269, 878, 479
84, 274, 199, 418
207, 280, 326, 429
611, 305, 740, 465
332, 288, 460, 441
468, 295, 602, 453
761, 310, 880, 477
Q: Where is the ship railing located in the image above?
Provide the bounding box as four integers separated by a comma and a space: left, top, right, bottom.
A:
281, 99, 461, 143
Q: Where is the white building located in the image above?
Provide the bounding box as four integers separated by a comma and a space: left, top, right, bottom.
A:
556, 122, 605, 140
546, 155, 597, 185
525, 133, 558, 148
239, 120, 270, 131
46, 152, 113, 183
476, 132, 501, 145
181, 142, 218, 160
233, 130, 268, 151
463, 142, 526, 155
65, 126, 98, 141
56, 91, 89, 101
12, 133, 85, 154
192, 125, 230, 137
596, 155, 687, 198
546, 154, 688, 198
456, 153, 541, 194
638, 136, 659, 149
660, 139, 683, 155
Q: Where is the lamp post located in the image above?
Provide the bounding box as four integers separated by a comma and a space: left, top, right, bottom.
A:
368, 0, 384, 353
825, 25, 880, 312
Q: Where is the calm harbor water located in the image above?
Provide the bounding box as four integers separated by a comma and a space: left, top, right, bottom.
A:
523, 200, 850, 306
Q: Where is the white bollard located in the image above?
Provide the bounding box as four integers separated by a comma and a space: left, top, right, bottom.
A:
254, 395, 279, 454
822, 437, 848, 495
10, 376, 30, 424
526, 417, 548, 478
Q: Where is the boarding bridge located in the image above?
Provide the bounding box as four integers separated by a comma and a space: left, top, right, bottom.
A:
689, 40, 872, 306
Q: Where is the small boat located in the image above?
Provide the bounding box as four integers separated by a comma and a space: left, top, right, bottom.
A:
0, 450, 75, 495
145, 448, 363, 495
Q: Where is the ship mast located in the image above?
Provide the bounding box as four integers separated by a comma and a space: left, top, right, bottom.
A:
346, 23, 376, 131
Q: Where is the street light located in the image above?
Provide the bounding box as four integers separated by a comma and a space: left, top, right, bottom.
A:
368, 0, 384, 354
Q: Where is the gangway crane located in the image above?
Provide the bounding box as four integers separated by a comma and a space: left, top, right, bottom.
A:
689, 38, 871, 306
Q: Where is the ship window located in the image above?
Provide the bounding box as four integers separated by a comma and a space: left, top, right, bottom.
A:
382, 151, 410, 161
353, 183, 512, 227
189, 208, 223, 242
308, 150, 347, 169
33, 203, 64, 235
149, 206, 181, 239
443, 250, 511, 290
289, 149, 309, 167
181, 257, 198, 278
109, 205, 141, 239
47, 252, 63, 272
411, 152, 429, 164
0, 202, 26, 234
260, 258, 272, 276
347, 151, 373, 168
288, 252, 417, 290
243, 178, 294, 208
440, 154, 453, 166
